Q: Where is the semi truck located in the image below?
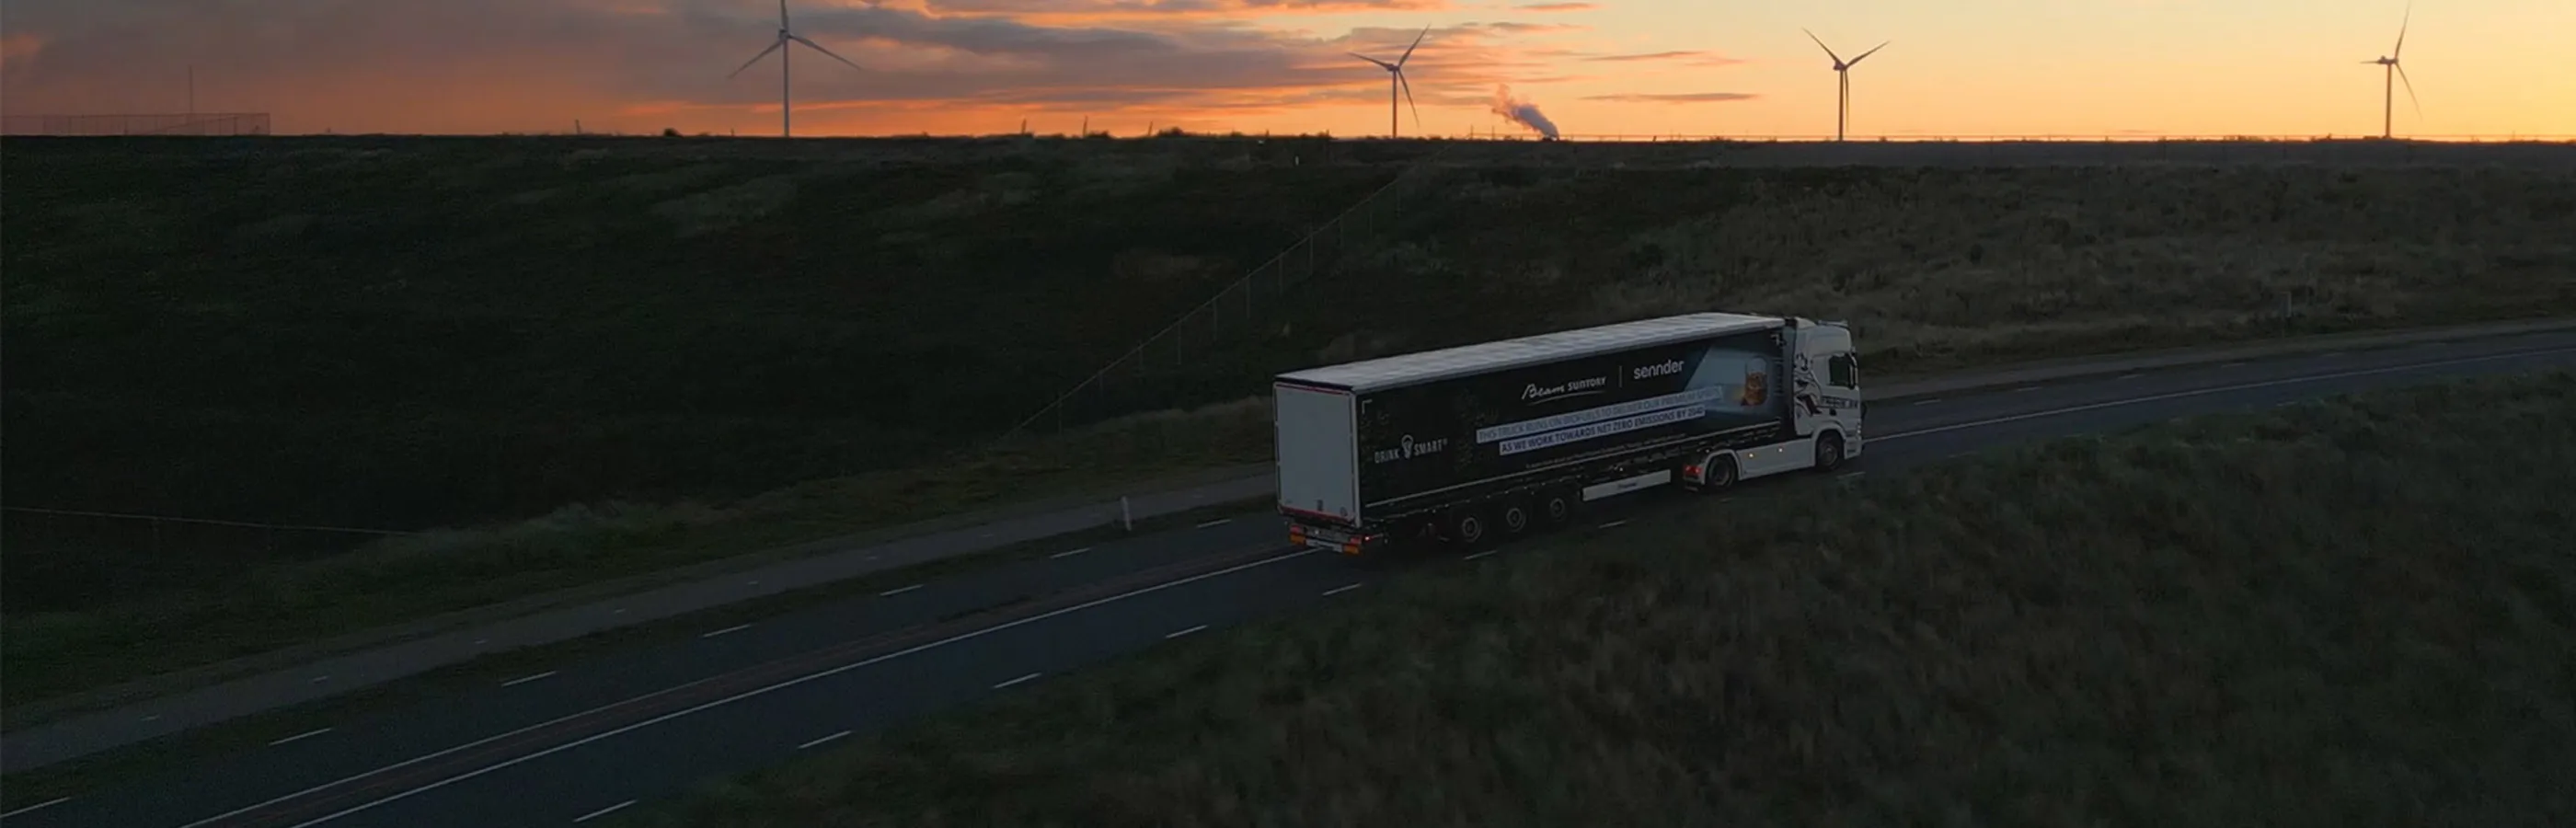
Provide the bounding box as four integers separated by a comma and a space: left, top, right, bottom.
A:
1272, 312, 1863, 556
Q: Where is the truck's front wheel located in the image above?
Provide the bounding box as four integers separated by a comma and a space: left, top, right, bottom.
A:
1814, 432, 1846, 473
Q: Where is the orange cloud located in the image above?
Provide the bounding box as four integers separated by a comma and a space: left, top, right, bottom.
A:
1514, 2, 1594, 10
1582, 50, 1746, 66
1581, 91, 1758, 103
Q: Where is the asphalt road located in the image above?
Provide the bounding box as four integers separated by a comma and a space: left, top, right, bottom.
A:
7, 329, 2573, 828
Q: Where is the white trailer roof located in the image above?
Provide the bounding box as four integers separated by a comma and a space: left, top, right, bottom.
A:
1277, 312, 1785, 393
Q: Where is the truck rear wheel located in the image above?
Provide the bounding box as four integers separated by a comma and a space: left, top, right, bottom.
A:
1697, 454, 1739, 492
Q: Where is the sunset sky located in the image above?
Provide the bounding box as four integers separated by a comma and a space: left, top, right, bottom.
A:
3, 0, 2570, 139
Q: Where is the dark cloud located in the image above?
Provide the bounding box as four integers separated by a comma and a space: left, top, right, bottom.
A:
1581, 91, 1758, 103
0, 0, 1568, 132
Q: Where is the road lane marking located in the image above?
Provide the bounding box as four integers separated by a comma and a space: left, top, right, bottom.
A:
2222, 362, 2246, 367
2117, 373, 2144, 380
269, 728, 333, 747
1050, 546, 1093, 558
1, 798, 69, 819
573, 800, 635, 822
1196, 518, 1233, 528
700, 624, 752, 639
798, 730, 851, 750
1323, 582, 1364, 596
256, 547, 1318, 828
1838, 472, 1868, 480
310, 675, 330, 684
1597, 520, 1628, 529
1875, 347, 2576, 444
1910, 398, 1941, 406
1463, 549, 1499, 561
501, 672, 558, 687
878, 583, 923, 597
1165, 625, 1209, 638
2012, 385, 2039, 393
994, 673, 1042, 690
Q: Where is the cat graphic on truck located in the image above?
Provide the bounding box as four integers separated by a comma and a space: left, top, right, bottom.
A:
1271, 311, 1863, 555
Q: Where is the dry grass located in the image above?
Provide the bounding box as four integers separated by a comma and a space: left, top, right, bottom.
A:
622, 369, 2576, 828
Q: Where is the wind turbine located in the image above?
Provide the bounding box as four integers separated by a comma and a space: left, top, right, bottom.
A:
1802, 29, 1888, 142
1351, 27, 1429, 138
2362, 4, 2420, 139
729, 0, 865, 138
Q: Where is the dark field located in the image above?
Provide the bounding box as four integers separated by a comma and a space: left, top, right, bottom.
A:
621, 369, 2576, 828
5, 134, 2573, 707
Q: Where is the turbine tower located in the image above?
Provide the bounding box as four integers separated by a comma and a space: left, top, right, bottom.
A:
1802, 29, 1887, 142
1351, 27, 1430, 138
729, 0, 865, 138
2363, 4, 2420, 140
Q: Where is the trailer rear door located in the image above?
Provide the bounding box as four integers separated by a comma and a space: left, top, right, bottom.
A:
1274, 383, 1361, 524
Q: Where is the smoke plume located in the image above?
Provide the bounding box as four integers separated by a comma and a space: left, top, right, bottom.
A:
1489, 84, 1559, 139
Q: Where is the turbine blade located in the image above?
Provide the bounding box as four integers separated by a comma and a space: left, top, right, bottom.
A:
1802, 28, 1844, 64
1848, 40, 1890, 64
1398, 70, 1422, 134
2392, 1, 2409, 58
2395, 62, 2421, 119
1351, 52, 1396, 71
789, 33, 864, 71
729, 38, 785, 79
1397, 25, 1430, 67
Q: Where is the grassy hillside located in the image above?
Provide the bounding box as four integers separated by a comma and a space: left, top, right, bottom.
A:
622, 369, 2576, 828
6, 136, 2572, 707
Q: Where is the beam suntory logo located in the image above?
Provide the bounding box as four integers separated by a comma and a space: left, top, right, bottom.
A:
1373, 434, 1451, 464
1630, 359, 1685, 380
1522, 375, 1609, 403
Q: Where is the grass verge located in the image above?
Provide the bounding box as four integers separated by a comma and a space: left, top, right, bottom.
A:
619, 368, 2576, 827
0, 498, 1267, 801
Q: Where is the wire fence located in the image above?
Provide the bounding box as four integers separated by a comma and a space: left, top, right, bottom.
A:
1, 113, 274, 136
997, 146, 1456, 441
0, 505, 417, 565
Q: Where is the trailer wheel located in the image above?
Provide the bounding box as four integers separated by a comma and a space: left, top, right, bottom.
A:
1501, 502, 1533, 535
1541, 491, 1574, 526
1450, 510, 1489, 549
1814, 432, 1846, 473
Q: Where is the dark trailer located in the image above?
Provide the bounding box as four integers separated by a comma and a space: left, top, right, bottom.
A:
1273, 312, 1837, 555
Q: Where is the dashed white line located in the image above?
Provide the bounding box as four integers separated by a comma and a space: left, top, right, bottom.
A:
699, 624, 752, 638
1165, 624, 1209, 638
2117, 373, 2144, 380
1463, 549, 1499, 561
225, 548, 1318, 828
2320, 351, 2347, 358
269, 728, 333, 747
1910, 397, 1941, 406
1323, 582, 1365, 596
2222, 362, 2246, 367
993, 673, 1043, 690
474, 639, 489, 646
1050, 546, 1093, 558
142, 714, 161, 722
2012, 385, 2039, 393
1, 798, 70, 819
502, 672, 557, 687
1597, 520, 1628, 529
612, 608, 626, 615
1196, 518, 1233, 529
878, 583, 923, 596
798, 730, 851, 750
310, 675, 330, 684
573, 800, 636, 823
